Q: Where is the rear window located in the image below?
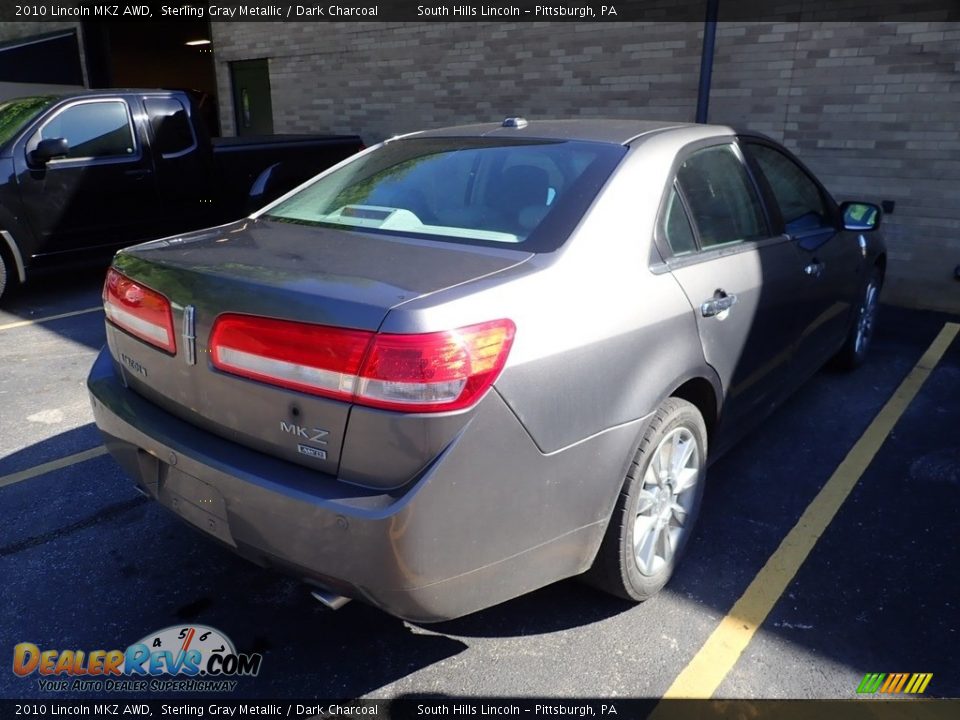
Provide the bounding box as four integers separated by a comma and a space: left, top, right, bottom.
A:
144, 97, 196, 157
263, 137, 626, 251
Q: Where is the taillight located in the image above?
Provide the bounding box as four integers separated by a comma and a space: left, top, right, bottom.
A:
209, 315, 515, 413
103, 268, 176, 354
209, 315, 371, 401
356, 320, 515, 411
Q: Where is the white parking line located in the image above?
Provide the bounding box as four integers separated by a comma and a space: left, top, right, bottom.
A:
0, 306, 102, 332
0, 447, 108, 489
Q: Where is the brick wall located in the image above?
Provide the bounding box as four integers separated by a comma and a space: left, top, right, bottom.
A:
709, 21, 960, 312
0, 18, 955, 311
211, 19, 960, 312
210, 21, 705, 138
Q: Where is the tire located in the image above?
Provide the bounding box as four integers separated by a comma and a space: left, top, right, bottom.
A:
586, 397, 707, 602
0, 249, 8, 304
834, 265, 883, 370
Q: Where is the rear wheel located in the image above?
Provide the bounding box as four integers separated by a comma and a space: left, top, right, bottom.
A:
834, 266, 883, 370
586, 397, 707, 601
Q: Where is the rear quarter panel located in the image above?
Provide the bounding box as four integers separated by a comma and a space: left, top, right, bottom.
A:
383, 129, 722, 456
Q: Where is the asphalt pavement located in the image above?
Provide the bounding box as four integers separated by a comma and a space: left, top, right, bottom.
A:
1, 268, 957, 702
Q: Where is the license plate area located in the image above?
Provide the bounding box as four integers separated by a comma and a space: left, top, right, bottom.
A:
159, 465, 236, 547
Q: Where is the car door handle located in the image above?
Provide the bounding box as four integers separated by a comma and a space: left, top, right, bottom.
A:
701, 292, 738, 318
124, 168, 152, 179
804, 260, 824, 278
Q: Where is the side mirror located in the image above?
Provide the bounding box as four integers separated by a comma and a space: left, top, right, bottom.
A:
30, 137, 70, 165
840, 201, 881, 232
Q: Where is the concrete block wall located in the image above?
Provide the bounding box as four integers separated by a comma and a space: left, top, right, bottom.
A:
0, 18, 954, 311
710, 21, 960, 312
211, 21, 706, 139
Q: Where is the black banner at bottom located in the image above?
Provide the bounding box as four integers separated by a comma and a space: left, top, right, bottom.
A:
2, 699, 958, 720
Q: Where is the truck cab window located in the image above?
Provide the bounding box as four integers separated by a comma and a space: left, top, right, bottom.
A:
39, 101, 134, 160
144, 97, 196, 157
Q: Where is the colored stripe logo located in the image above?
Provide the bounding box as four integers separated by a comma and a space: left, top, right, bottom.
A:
857, 672, 933, 694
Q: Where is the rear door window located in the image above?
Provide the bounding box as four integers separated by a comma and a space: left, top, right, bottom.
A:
144, 97, 196, 158
676, 145, 768, 248
662, 185, 697, 256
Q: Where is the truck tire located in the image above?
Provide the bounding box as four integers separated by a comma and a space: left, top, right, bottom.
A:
585, 397, 707, 602
0, 249, 8, 303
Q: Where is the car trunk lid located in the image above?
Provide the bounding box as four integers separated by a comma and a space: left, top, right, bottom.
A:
105, 218, 531, 477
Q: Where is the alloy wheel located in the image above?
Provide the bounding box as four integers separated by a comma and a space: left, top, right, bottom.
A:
633, 426, 701, 577
854, 280, 879, 356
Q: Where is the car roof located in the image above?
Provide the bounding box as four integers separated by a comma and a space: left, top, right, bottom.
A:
410, 118, 735, 145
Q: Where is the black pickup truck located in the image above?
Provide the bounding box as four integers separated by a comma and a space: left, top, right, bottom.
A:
0, 89, 364, 300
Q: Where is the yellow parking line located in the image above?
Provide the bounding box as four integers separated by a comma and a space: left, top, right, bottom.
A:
0, 306, 102, 332
656, 321, 959, 702
0, 446, 108, 489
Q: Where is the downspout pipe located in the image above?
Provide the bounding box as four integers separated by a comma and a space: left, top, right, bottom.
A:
695, 0, 720, 124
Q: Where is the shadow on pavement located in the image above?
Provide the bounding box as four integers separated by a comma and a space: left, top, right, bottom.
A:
1, 264, 108, 317
0, 422, 103, 477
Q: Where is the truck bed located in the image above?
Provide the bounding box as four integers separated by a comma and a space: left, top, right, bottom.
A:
212, 134, 364, 216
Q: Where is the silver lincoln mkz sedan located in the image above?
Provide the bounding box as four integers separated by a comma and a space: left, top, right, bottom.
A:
88, 118, 885, 621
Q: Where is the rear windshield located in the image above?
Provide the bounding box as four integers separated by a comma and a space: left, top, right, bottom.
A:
263, 137, 626, 252
0, 96, 57, 148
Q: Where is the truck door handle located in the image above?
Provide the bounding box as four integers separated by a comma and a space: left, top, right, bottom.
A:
804, 260, 824, 278
701, 291, 738, 318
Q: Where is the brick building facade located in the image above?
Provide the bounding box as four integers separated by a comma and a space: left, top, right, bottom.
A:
210, 20, 960, 313
0, 18, 957, 312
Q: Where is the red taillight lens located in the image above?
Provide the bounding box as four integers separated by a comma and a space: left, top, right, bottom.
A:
209, 315, 371, 401
103, 268, 176, 354
357, 320, 516, 411
208, 315, 515, 413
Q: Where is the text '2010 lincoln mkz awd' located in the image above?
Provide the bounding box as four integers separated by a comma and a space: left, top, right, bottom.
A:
88, 118, 886, 621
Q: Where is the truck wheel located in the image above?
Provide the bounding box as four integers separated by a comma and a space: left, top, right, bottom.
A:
0, 250, 8, 303
834, 265, 883, 370
586, 397, 707, 602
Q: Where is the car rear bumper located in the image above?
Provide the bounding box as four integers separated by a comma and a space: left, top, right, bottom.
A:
87, 347, 646, 621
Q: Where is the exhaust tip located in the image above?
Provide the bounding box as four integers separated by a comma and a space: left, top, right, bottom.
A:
310, 588, 351, 610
